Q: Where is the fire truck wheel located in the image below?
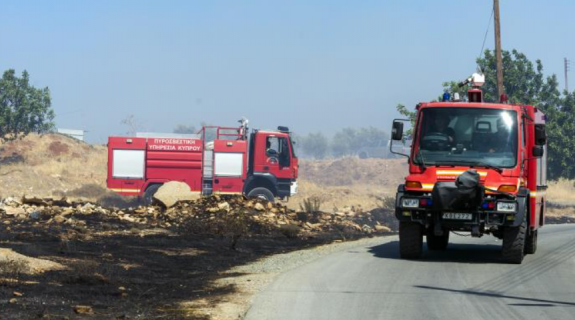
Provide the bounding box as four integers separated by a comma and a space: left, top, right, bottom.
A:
427, 232, 449, 251
143, 184, 162, 206
247, 187, 275, 202
502, 217, 527, 264
524, 229, 538, 254
399, 222, 423, 259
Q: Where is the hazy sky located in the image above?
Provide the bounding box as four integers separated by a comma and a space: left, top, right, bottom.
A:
1, 1, 573, 143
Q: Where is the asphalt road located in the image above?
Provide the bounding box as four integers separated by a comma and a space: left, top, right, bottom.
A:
245, 224, 575, 320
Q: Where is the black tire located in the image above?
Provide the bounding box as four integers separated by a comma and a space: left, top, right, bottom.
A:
427, 231, 449, 251
502, 218, 527, 264
247, 187, 275, 202
143, 184, 162, 206
399, 222, 423, 259
525, 229, 538, 254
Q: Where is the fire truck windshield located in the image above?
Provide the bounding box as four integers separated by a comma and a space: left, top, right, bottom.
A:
414, 107, 518, 168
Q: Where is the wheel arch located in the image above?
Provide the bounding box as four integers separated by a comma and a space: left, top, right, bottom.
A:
244, 174, 278, 196
142, 180, 167, 194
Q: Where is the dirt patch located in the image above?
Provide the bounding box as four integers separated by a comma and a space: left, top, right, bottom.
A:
48, 141, 70, 156
65, 183, 108, 199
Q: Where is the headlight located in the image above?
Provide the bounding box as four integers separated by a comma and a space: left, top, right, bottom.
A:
497, 202, 516, 212
401, 198, 419, 208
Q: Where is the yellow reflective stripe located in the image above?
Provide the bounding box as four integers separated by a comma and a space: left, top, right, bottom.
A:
436, 170, 488, 177
109, 188, 140, 193
530, 191, 546, 197
421, 184, 434, 191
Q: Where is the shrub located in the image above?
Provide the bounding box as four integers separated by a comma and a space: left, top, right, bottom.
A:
299, 196, 323, 213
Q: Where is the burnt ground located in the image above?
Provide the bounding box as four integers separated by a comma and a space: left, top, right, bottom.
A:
0, 203, 392, 320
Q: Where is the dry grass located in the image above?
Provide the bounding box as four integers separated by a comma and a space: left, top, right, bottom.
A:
288, 180, 396, 212
546, 179, 575, 204
300, 157, 407, 186
299, 196, 323, 213
0, 133, 107, 199
547, 207, 575, 218
540, 179, 575, 221
288, 157, 406, 212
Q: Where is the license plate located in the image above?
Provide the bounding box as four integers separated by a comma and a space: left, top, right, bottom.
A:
442, 212, 473, 220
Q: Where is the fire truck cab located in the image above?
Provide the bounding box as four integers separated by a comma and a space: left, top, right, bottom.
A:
107, 119, 298, 203
391, 73, 547, 264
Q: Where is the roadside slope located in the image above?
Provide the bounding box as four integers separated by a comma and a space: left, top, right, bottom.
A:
0, 134, 106, 198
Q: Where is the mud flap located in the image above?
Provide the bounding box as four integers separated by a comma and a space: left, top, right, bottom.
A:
394, 184, 408, 221
510, 190, 528, 228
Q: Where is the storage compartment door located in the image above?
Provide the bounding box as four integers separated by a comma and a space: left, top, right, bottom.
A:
213, 152, 243, 194
214, 153, 243, 177
113, 149, 146, 179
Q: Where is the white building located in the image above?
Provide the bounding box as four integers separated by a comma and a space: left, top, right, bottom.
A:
57, 128, 85, 141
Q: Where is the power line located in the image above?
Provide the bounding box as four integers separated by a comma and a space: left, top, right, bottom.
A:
478, 4, 495, 61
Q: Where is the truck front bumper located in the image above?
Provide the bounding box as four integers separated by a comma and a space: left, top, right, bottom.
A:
396, 208, 522, 228
395, 187, 527, 229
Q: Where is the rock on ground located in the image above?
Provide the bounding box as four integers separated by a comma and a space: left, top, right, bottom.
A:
153, 181, 200, 208
0, 248, 64, 274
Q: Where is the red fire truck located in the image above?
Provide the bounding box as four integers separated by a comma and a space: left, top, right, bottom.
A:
107, 119, 298, 204
391, 73, 547, 264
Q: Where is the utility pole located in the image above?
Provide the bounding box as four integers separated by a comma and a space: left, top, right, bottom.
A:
494, 0, 504, 98
565, 58, 571, 92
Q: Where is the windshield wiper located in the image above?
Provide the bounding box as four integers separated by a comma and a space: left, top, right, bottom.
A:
415, 151, 427, 169
426, 161, 504, 173
470, 162, 503, 173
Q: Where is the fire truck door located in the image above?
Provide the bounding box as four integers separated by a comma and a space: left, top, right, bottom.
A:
261, 136, 292, 179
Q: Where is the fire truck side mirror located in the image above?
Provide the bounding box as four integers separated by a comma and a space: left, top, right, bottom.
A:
392, 121, 404, 141
532, 145, 544, 158
534, 124, 546, 146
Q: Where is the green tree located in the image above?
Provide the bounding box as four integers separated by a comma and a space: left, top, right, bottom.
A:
299, 132, 329, 159
441, 49, 547, 105
399, 49, 572, 179
331, 127, 357, 156
356, 127, 389, 148
468, 50, 567, 179
330, 127, 389, 157
547, 89, 575, 179
0, 69, 54, 140
396, 104, 416, 136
